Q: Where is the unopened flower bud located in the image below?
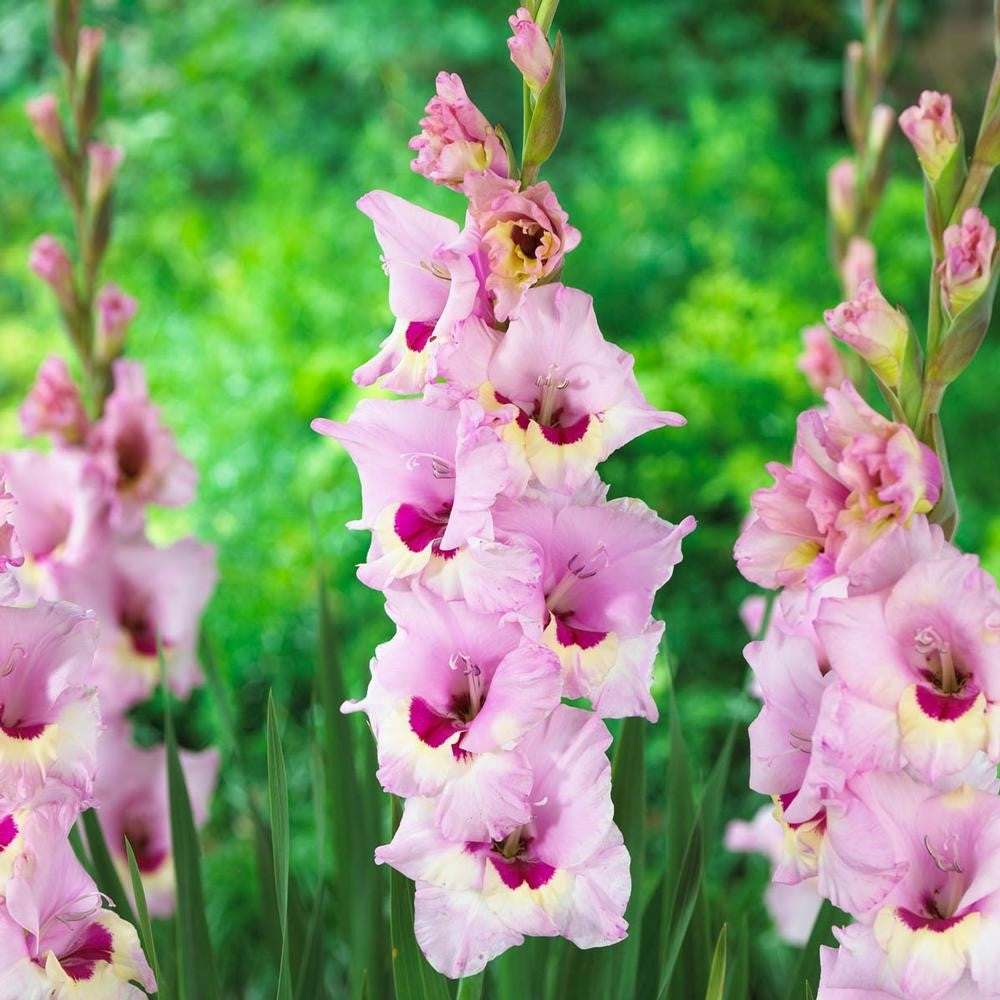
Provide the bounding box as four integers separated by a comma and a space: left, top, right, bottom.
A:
824, 279, 909, 387
839, 236, 877, 296
76, 27, 104, 137
842, 41, 865, 150
827, 158, 857, 234
797, 325, 847, 396
898, 91, 960, 181
939, 208, 997, 316
77, 26, 104, 76
25, 94, 66, 157
29, 235, 75, 307
20, 355, 89, 444
86, 143, 124, 207
96, 283, 138, 359
508, 7, 552, 94
867, 103, 895, 162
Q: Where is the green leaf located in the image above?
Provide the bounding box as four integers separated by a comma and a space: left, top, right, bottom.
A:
165, 672, 219, 1000
784, 900, 844, 1000
725, 916, 749, 1000
388, 797, 453, 1000
455, 972, 484, 1000
522, 32, 565, 171
705, 924, 727, 1000
80, 808, 137, 929
267, 693, 293, 1000
294, 886, 326, 1000
126, 838, 164, 1000
636, 875, 666, 999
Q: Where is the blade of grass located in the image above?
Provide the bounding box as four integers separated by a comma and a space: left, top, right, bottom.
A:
80, 808, 137, 928
725, 915, 749, 1000
655, 812, 704, 1000
295, 885, 327, 1000
164, 650, 219, 1000
784, 900, 843, 1000
388, 797, 453, 1000
456, 972, 484, 1000
267, 693, 293, 1000
126, 838, 165, 1000
705, 924, 727, 1000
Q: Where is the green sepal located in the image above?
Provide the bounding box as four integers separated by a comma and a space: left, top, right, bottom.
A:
522, 32, 565, 175
932, 258, 1000, 385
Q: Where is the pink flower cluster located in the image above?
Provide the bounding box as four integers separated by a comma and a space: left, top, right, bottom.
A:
315, 16, 694, 978
1, 351, 218, 932
733, 380, 1000, 996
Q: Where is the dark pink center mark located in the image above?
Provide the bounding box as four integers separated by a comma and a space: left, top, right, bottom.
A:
488, 853, 555, 890
394, 503, 453, 554
0, 814, 17, 850
0, 709, 47, 740
553, 616, 609, 651
55, 922, 114, 982
914, 683, 982, 722
777, 791, 826, 833
537, 414, 591, 446
115, 423, 150, 488
404, 321, 436, 353
896, 906, 968, 933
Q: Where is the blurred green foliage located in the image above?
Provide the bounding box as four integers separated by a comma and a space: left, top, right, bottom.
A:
2, 0, 998, 995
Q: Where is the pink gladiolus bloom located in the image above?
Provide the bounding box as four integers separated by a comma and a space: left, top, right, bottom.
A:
28, 235, 74, 305
824, 280, 910, 387
344, 589, 561, 840
493, 493, 695, 719
0, 478, 24, 606
95, 724, 219, 917
87, 359, 197, 521
839, 236, 877, 296
818, 779, 1000, 999
353, 191, 486, 393
409, 72, 509, 190
725, 805, 822, 946
86, 143, 124, 207
816, 552, 1000, 784
51, 535, 217, 713
375, 706, 629, 978
0, 600, 100, 805
797, 325, 847, 396
0, 818, 155, 997
898, 91, 960, 182
507, 7, 552, 93
940, 208, 997, 316
20, 356, 89, 445
313, 397, 541, 613
734, 381, 941, 589
24, 95, 64, 155
466, 175, 581, 321
827, 158, 856, 232
485, 285, 685, 492
96, 283, 138, 344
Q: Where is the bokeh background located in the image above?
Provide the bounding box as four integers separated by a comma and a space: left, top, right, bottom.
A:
2, 0, 999, 995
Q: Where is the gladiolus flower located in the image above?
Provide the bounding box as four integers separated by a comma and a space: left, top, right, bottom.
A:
466, 174, 581, 321
409, 72, 509, 190
19, 356, 89, 446
940, 208, 997, 316
0, 478, 24, 606
798, 325, 847, 395
508, 7, 552, 94
375, 706, 629, 978
824, 280, 910, 387
899, 91, 960, 182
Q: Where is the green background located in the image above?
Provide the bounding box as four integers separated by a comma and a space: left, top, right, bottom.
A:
1, 0, 998, 995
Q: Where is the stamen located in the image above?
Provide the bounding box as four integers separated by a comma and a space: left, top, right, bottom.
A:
420, 260, 452, 281
788, 730, 813, 753
914, 626, 958, 693
924, 834, 963, 874
546, 545, 610, 614
535, 364, 569, 426
0, 644, 25, 678
402, 452, 455, 479
449, 653, 483, 717
500, 827, 523, 859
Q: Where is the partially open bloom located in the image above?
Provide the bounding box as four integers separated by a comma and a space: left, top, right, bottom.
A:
86, 143, 124, 207
494, 493, 694, 719
96, 284, 138, 358
818, 780, 1000, 999
87, 359, 197, 521
824, 280, 910, 387
0, 818, 155, 998
0, 479, 24, 606
29, 235, 74, 307
798, 325, 847, 395
466, 175, 581, 321
345, 589, 561, 840
735, 381, 941, 589
20, 356, 89, 446
313, 397, 540, 613
51, 534, 216, 713
24, 95, 65, 157
409, 72, 509, 190
940, 208, 997, 316
507, 7, 552, 94
840, 236, 877, 297
95, 723, 219, 917
898, 91, 960, 182
375, 706, 629, 978
485, 284, 684, 491
816, 552, 1000, 784
353, 191, 485, 393
0, 600, 100, 805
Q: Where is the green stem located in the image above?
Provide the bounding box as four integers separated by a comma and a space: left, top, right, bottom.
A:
950, 159, 996, 224
915, 378, 946, 446
456, 972, 486, 1000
